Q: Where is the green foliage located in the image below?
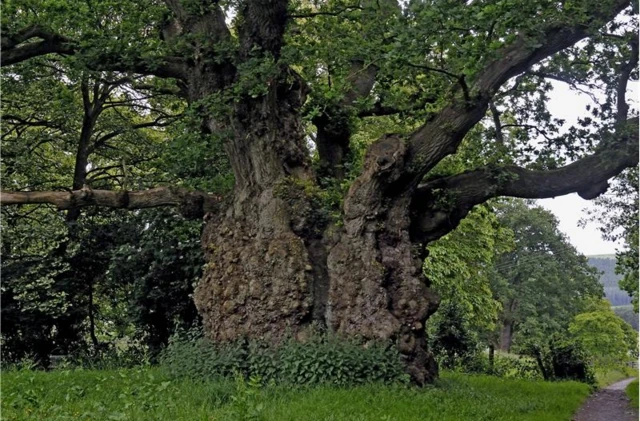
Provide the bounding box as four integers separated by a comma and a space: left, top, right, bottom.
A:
104, 208, 204, 357
228, 373, 268, 421
544, 337, 595, 385
426, 204, 514, 333
1, 368, 592, 421
1, 367, 234, 421
0, 54, 208, 363
160, 329, 408, 386
569, 300, 639, 371
64, 340, 151, 370
594, 366, 639, 388
458, 338, 595, 385
1, 207, 204, 365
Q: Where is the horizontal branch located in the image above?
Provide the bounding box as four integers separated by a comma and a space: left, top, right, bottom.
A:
1, 25, 187, 80
0, 186, 223, 219
412, 119, 639, 243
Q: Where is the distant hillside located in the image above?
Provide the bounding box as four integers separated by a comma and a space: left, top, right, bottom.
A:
588, 255, 638, 331
587, 255, 633, 307
612, 305, 639, 330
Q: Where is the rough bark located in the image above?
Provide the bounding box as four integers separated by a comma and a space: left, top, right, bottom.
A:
324, 135, 441, 383
194, 75, 322, 344
194, 117, 441, 383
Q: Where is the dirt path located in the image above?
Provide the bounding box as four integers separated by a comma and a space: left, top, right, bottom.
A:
572, 378, 638, 421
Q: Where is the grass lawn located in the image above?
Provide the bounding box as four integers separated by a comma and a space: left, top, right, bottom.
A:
626, 379, 639, 409
1, 368, 591, 421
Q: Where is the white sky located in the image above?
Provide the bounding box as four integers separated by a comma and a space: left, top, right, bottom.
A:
538, 194, 621, 256
537, 81, 637, 256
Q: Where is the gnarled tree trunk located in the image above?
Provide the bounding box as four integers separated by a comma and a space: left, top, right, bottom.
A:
192, 74, 441, 383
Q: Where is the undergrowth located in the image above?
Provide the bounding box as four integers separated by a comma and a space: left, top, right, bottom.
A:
160, 329, 408, 386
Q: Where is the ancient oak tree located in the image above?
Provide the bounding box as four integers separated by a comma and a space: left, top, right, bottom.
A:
2, 0, 638, 383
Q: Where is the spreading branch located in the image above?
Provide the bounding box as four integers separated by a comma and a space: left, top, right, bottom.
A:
411, 119, 639, 243
411, 23, 639, 244
0, 186, 223, 219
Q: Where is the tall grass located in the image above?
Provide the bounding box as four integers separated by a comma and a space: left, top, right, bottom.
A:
1, 368, 591, 421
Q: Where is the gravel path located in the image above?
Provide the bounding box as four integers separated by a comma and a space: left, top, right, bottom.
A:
572, 378, 638, 421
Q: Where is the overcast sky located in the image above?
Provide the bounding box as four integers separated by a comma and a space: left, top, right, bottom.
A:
535, 81, 636, 257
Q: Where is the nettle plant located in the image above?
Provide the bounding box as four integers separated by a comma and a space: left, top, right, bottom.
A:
2, 0, 637, 383
160, 329, 408, 386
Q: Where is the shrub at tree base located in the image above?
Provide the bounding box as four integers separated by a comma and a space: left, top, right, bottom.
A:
160, 330, 409, 386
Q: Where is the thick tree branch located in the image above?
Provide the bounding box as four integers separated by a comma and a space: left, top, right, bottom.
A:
1, 186, 223, 219
237, 0, 289, 58
2, 37, 75, 65
402, 0, 630, 187
411, 119, 639, 243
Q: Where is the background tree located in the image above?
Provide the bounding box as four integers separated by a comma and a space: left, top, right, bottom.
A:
1, 0, 637, 383
491, 200, 603, 353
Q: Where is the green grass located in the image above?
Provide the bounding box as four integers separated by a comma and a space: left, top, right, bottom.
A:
626, 379, 639, 409
1, 368, 591, 421
594, 366, 639, 388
